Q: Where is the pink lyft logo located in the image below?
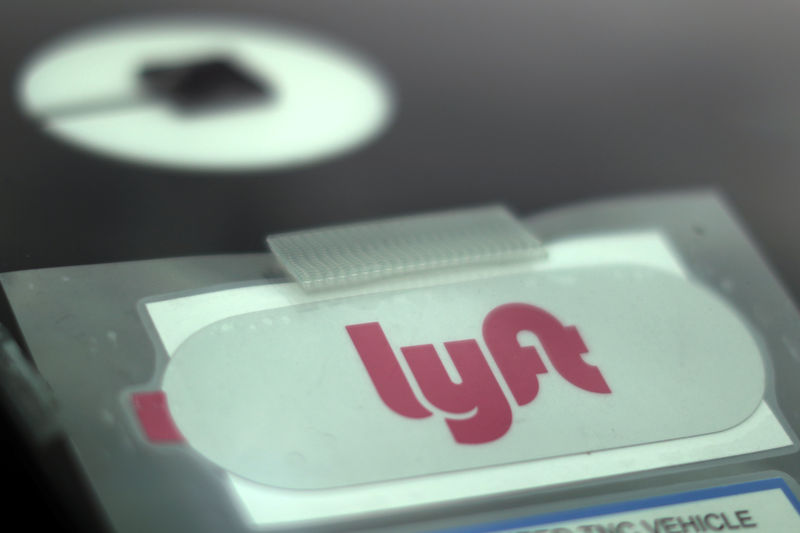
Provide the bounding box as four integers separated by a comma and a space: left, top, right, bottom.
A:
346, 303, 611, 444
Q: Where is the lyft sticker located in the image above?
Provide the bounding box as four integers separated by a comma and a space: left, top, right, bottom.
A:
347, 303, 610, 444
156, 265, 764, 490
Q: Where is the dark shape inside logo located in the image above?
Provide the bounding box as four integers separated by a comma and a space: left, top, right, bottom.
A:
347, 303, 611, 445
139, 56, 271, 113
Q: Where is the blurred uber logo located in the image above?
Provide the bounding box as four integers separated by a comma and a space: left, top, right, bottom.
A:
16, 17, 394, 172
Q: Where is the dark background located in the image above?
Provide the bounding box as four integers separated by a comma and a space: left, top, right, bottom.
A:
2, 1, 800, 530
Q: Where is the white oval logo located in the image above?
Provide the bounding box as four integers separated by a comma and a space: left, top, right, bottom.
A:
17, 17, 394, 171
159, 266, 765, 489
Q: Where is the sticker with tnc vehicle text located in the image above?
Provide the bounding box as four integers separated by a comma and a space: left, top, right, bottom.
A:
447, 477, 800, 533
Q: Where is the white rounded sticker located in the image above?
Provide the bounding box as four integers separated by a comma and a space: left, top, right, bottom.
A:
17, 17, 394, 171
161, 266, 765, 489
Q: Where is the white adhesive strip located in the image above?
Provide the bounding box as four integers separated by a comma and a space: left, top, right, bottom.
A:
266, 205, 544, 290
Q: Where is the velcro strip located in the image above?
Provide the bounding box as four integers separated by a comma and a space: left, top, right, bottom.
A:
266, 205, 544, 290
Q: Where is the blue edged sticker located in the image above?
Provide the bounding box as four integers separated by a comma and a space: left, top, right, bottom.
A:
441, 477, 800, 533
